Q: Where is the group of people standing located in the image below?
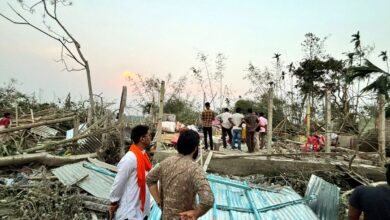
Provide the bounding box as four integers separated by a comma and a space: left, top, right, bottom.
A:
201, 102, 268, 153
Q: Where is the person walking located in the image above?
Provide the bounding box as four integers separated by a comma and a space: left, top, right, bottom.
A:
147, 130, 214, 220
216, 108, 233, 149
244, 108, 259, 153
231, 108, 244, 150
201, 102, 216, 150
109, 125, 153, 220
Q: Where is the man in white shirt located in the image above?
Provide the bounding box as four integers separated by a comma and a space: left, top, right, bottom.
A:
230, 108, 244, 150
109, 125, 152, 220
216, 108, 234, 149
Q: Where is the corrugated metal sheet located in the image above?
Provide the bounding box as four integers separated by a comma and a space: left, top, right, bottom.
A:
52, 161, 114, 199
304, 175, 340, 220
30, 125, 59, 138
149, 174, 319, 220
66, 124, 102, 154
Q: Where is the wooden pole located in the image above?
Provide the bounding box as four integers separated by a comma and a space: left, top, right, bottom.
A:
378, 94, 386, 166
325, 87, 331, 161
15, 104, 19, 126
306, 97, 311, 137
118, 86, 127, 157
73, 115, 80, 137
267, 85, 274, 158
156, 81, 165, 150
0, 116, 74, 134
30, 109, 35, 123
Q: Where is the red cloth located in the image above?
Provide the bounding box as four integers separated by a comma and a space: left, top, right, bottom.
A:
129, 144, 152, 212
0, 118, 11, 126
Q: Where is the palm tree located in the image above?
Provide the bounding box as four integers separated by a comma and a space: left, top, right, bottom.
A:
347, 59, 390, 165
351, 31, 361, 52
379, 51, 389, 73
273, 53, 281, 63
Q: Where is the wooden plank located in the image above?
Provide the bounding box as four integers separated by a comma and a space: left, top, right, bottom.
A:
88, 157, 117, 172
203, 151, 213, 172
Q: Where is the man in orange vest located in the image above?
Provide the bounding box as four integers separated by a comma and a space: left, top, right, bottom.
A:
109, 125, 153, 220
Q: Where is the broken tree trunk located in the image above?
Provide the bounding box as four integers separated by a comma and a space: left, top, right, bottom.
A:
0, 152, 96, 167
267, 85, 274, 158
0, 116, 74, 134
378, 94, 386, 166
118, 86, 127, 157
156, 81, 166, 150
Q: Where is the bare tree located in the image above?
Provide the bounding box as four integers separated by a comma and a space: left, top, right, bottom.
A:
0, 0, 96, 123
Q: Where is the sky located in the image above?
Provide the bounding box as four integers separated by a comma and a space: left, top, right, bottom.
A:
1, 0, 390, 110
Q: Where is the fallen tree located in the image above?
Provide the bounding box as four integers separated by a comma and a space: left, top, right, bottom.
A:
0, 152, 96, 167
0, 116, 74, 134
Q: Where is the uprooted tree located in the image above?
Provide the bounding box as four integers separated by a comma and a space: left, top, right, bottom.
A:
0, 0, 96, 124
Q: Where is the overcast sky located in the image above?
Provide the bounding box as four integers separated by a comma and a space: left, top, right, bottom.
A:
1, 0, 390, 109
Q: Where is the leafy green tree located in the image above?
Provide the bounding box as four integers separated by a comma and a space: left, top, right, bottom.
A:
347, 58, 390, 164
164, 96, 199, 124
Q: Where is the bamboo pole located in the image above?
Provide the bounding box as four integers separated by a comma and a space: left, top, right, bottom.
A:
0, 116, 74, 134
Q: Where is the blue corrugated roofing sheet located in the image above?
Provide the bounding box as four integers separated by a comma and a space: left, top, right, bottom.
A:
149, 174, 318, 220
304, 175, 340, 220
52, 161, 114, 199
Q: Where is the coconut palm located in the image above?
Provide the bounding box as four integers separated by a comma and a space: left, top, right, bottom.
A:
346, 59, 390, 165
351, 31, 361, 51
379, 51, 389, 73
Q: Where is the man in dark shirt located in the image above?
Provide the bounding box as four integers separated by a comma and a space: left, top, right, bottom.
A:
244, 108, 259, 153
349, 163, 390, 220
